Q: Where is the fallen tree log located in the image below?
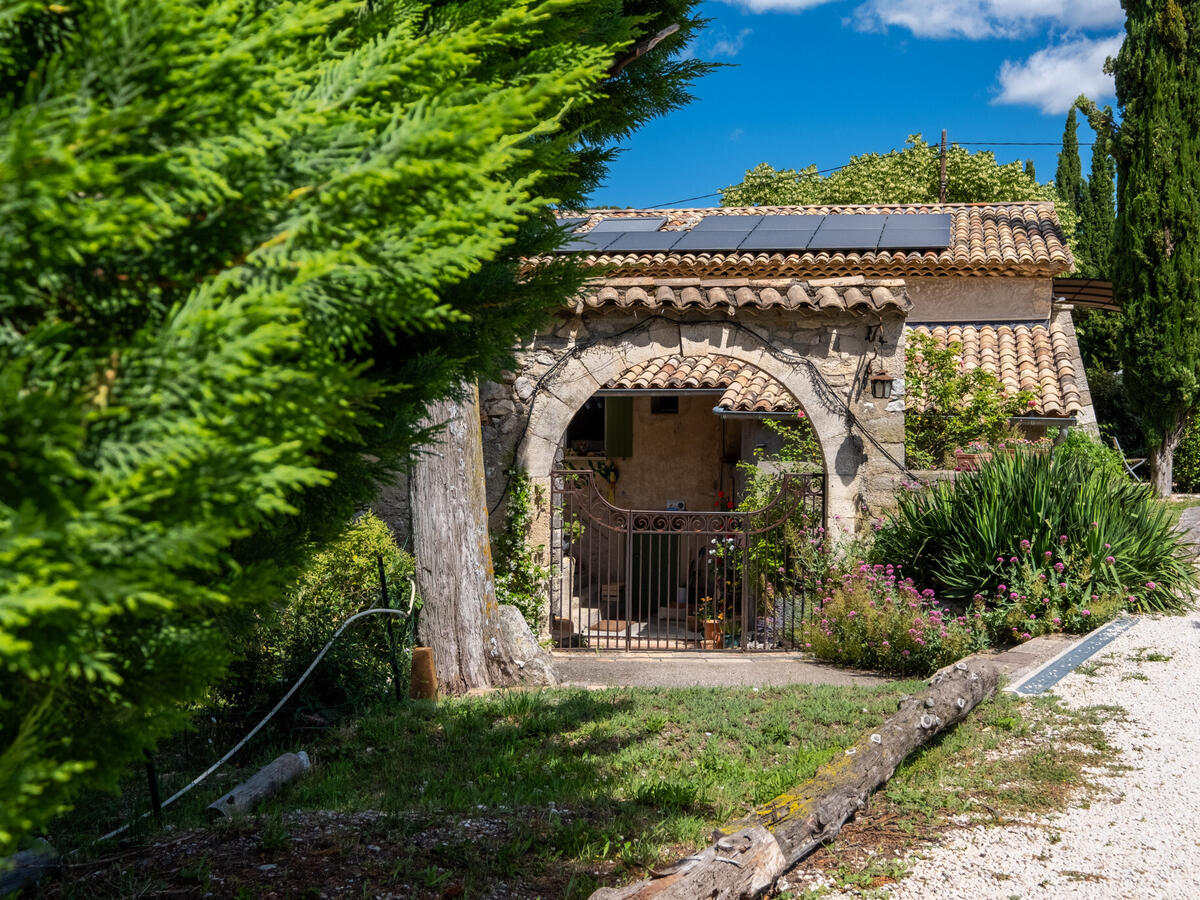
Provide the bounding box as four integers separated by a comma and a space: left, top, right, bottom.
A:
207, 751, 311, 820
591, 658, 999, 899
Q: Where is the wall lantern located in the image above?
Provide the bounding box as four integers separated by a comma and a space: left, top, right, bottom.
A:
868, 371, 894, 400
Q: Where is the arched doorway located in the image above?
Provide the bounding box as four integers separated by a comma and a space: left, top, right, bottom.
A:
547, 353, 826, 651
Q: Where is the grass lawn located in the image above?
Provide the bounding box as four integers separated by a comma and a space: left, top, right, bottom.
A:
40, 684, 1121, 900
1160, 493, 1200, 527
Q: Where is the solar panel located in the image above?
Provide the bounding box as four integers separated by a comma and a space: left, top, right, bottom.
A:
555, 216, 588, 230
752, 214, 826, 231
689, 214, 762, 233
737, 229, 820, 252
671, 229, 753, 252
876, 213, 952, 250
809, 216, 885, 251
600, 231, 685, 252
557, 232, 621, 253
590, 216, 667, 232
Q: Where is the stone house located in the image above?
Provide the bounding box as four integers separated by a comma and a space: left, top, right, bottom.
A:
382, 201, 1092, 649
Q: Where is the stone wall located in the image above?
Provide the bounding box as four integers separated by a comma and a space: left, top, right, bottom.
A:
477, 306, 909, 561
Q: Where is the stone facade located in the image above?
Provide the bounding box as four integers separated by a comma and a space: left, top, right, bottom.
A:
478, 304, 909, 562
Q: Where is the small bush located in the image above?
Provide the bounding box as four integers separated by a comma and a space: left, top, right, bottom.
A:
802, 564, 977, 676
873, 450, 1197, 612
222, 512, 418, 709
972, 541, 1127, 644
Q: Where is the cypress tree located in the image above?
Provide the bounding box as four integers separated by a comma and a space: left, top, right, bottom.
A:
0, 0, 712, 851
1113, 0, 1200, 495
1025, 159, 1037, 181
1056, 107, 1086, 220
1077, 110, 1118, 279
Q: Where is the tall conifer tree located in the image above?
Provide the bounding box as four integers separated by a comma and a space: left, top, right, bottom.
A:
1077, 110, 1117, 279
1056, 107, 1086, 220
1112, 0, 1200, 495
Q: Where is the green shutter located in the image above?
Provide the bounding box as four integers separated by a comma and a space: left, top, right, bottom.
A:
605, 397, 633, 458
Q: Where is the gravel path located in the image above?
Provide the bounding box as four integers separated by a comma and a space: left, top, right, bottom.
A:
837, 611, 1200, 899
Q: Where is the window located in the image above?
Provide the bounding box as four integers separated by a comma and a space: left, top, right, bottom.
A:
564, 397, 634, 457
650, 396, 679, 414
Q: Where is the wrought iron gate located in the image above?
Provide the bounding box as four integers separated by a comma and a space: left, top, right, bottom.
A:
549, 470, 825, 651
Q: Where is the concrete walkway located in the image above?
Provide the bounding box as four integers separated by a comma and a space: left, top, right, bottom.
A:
552, 632, 1077, 689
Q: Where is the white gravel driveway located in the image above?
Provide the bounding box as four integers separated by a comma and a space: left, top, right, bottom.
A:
848, 611, 1200, 900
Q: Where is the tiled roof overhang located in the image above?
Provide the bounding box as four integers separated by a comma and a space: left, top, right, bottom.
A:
602, 355, 799, 414
571, 276, 908, 314
558, 202, 1072, 279
599, 321, 1083, 418
909, 321, 1082, 416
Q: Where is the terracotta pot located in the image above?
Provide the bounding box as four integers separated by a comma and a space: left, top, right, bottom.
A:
703, 620, 724, 649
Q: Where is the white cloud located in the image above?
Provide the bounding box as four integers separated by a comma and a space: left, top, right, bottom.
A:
994, 33, 1121, 113
852, 0, 1122, 39
710, 27, 754, 58
729, 127, 746, 141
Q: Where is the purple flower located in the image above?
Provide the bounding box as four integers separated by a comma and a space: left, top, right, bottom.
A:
1059, 582, 1068, 590
1044, 551, 1053, 559
1059, 535, 1068, 544
1146, 582, 1157, 590
1009, 556, 1018, 564
998, 584, 1008, 593
1054, 561, 1065, 573
1105, 556, 1115, 565
996, 556, 1004, 564
1081, 609, 1091, 617
1029, 613, 1037, 619
1020, 539, 1031, 551
1053, 617, 1062, 625
902, 649, 910, 656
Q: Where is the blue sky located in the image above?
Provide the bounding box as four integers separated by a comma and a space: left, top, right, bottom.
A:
587, 0, 1124, 208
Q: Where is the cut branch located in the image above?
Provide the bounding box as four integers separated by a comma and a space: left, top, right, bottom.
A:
591, 658, 1000, 899
608, 24, 680, 77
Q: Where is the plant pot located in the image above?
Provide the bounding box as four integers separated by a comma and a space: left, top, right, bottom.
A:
703, 619, 724, 649
953, 451, 993, 472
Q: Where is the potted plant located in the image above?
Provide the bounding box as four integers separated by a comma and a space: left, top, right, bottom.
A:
698, 596, 724, 649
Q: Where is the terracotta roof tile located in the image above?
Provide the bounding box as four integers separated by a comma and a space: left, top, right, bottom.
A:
557, 202, 1072, 278
572, 276, 909, 314
910, 322, 1082, 416
600, 321, 1083, 418
603, 355, 800, 414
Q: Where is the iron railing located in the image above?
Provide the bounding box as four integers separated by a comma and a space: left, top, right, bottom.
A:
549, 470, 824, 651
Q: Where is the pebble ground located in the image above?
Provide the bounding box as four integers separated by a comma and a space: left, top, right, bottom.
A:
832, 611, 1200, 899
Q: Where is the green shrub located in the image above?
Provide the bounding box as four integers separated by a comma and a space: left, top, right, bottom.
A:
873, 450, 1197, 613
802, 564, 978, 676
972, 542, 1127, 644
222, 513, 418, 709
1052, 429, 1126, 482
1173, 416, 1200, 493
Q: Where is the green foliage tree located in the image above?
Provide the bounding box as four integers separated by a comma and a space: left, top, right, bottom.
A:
904, 333, 1031, 469
1109, 0, 1200, 495
0, 0, 711, 852
721, 135, 1073, 235
1024, 159, 1037, 181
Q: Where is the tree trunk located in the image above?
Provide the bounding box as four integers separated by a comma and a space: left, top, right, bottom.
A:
1148, 414, 1187, 497
592, 659, 999, 899
410, 384, 556, 694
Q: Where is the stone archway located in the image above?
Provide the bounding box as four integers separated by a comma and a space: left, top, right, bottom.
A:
515, 318, 870, 534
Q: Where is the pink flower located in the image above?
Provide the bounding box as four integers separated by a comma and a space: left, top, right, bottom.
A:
998, 584, 1008, 593
1146, 582, 1157, 590
1059, 535, 1068, 544
1044, 551, 1053, 559
1058, 582, 1068, 590
848, 610, 857, 617
1105, 556, 1115, 565
1054, 561, 1065, 572
797, 410, 806, 418
1104, 543, 1111, 550
1081, 609, 1091, 617
1020, 539, 1031, 551
902, 649, 910, 656
1029, 613, 1037, 619
996, 556, 1004, 564
1053, 617, 1061, 625
1021, 632, 1032, 640
1009, 556, 1018, 564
